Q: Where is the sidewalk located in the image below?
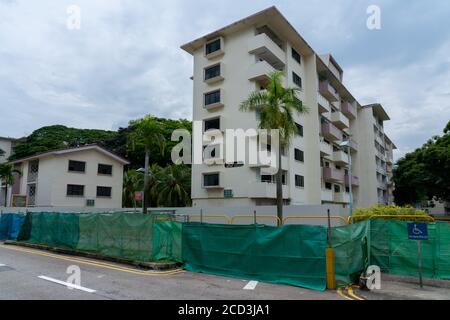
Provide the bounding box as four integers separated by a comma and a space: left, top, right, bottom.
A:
359, 274, 450, 300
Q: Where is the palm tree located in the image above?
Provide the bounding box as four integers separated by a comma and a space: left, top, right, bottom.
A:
0, 163, 14, 207
128, 116, 166, 213
240, 70, 308, 223
153, 165, 191, 207
122, 169, 144, 209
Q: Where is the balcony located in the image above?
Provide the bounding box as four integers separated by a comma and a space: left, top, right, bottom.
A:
323, 167, 345, 183
330, 111, 350, 129
321, 122, 343, 141
333, 150, 349, 165
341, 101, 357, 119
333, 192, 350, 204
320, 139, 333, 157
248, 33, 286, 70
317, 93, 331, 114
319, 80, 339, 102
248, 60, 276, 82
321, 189, 333, 202
344, 175, 359, 187
252, 182, 289, 199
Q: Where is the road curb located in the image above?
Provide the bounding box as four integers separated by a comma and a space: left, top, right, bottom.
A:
3, 241, 181, 271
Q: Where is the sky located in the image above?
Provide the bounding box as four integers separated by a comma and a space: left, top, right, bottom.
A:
0, 0, 449, 161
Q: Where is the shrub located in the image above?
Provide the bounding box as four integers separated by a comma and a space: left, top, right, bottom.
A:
352, 205, 432, 223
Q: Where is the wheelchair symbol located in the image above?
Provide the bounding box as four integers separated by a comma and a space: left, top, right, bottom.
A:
412, 224, 423, 235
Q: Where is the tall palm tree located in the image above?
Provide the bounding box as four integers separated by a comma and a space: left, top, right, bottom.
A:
0, 163, 14, 207
240, 70, 307, 223
153, 165, 191, 207
128, 116, 166, 213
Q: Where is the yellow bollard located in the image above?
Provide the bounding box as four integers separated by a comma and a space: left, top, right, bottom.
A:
326, 248, 336, 290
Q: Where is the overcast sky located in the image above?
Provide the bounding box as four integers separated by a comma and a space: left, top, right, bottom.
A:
0, 0, 449, 161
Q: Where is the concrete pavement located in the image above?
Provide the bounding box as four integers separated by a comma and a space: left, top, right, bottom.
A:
0, 243, 343, 300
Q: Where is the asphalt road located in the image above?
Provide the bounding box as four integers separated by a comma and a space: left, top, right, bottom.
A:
0, 243, 346, 300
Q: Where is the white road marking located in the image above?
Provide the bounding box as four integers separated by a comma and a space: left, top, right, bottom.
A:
0, 264, 6, 267
38, 276, 96, 293
243, 281, 258, 290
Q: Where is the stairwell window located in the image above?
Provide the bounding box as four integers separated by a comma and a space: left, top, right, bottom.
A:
292, 72, 302, 89
205, 38, 221, 55
295, 175, 304, 188
204, 117, 221, 132
294, 149, 304, 162
295, 123, 304, 137
204, 64, 221, 81
204, 90, 221, 106
292, 48, 301, 64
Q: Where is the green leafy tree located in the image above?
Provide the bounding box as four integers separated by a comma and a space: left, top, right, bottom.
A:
122, 169, 144, 209
0, 163, 14, 206
106, 116, 191, 169
240, 71, 307, 222
10, 125, 117, 161
128, 116, 166, 213
0, 148, 4, 158
394, 121, 450, 205
153, 165, 191, 207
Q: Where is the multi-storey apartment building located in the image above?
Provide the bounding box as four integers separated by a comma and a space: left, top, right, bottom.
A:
181, 6, 396, 209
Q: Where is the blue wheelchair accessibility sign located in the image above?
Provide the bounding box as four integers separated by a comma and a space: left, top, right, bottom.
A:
408, 223, 429, 241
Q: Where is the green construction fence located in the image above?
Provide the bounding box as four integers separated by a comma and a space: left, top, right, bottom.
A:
11, 212, 450, 291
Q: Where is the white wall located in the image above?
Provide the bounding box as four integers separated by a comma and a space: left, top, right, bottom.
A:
11, 149, 125, 208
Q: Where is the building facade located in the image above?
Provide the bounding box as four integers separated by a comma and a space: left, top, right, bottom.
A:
4, 145, 129, 208
181, 6, 396, 208
0, 136, 22, 206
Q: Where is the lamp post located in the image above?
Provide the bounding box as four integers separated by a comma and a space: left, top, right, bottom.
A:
339, 140, 353, 222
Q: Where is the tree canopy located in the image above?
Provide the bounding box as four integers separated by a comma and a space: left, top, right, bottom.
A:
8, 116, 192, 169
9, 125, 117, 161
393, 121, 450, 206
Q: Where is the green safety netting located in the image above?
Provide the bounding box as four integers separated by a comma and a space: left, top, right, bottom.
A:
26, 212, 80, 249
331, 221, 370, 286
370, 219, 450, 279
77, 213, 155, 261
152, 220, 183, 262
182, 223, 328, 291
13, 212, 450, 291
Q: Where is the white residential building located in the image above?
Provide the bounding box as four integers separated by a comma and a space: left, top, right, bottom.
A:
0, 136, 22, 206
181, 6, 396, 209
4, 144, 129, 208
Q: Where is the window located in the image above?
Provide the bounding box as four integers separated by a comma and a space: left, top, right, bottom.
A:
204, 117, 220, 131
295, 175, 304, 188
98, 164, 112, 175
295, 123, 304, 137
294, 149, 304, 162
204, 64, 221, 81
292, 48, 301, 64
334, 185, 341, 193
205, 38, 221, 55
325, 182, 332, 190
97, 186, 112, 198
204, 90, 221, 106
67, 184, 84, 197
282, 171, 288, 186
345, 187, 350, 193
292, 72, 302, 88
261, 175, 272, 183
68, 160, 86, 173
203, 173, 220, 187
